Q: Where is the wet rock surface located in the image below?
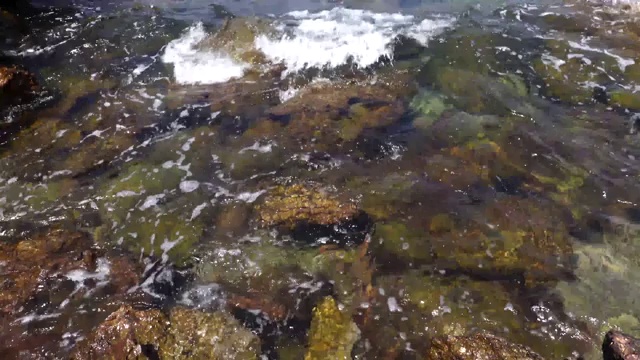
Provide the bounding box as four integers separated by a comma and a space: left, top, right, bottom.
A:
427, 333, 545, 360
73, 305, 261, 360
603, 330, 640, 360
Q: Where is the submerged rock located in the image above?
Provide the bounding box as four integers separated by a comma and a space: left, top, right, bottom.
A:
427, 333, 545, 360
305, 296, 360, 360
74, 305, 261, 359
0, 228, 93, 315
0, 228, 143, 357
261, 75, 412, 151
430, 196, 574, 284
603, 330, 640, 360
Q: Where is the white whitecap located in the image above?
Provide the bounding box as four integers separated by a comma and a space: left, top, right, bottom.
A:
254, 7, 454, 75
180, 180, 200, 193
162, 22, 248, 85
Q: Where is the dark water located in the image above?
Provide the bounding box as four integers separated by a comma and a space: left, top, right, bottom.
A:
1, 0, 640, 358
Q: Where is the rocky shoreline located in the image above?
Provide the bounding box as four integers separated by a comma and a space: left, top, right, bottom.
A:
1, 0, 640, 359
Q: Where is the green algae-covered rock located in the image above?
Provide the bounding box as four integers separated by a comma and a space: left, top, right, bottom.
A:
95, 161, 205, 265
110, 211, 204, 265
98, 162, 184, 221
427, 333, 545, 360
73, 305, 260, 360
305, 296, 360, 360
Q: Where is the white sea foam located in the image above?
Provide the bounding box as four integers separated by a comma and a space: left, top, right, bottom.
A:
255, 7, 454, 75
162, 22, 248, 85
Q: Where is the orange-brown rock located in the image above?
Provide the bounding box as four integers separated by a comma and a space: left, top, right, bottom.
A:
0, 65, 38, 109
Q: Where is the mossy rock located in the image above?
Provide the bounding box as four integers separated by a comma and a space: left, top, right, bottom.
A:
347, 173, 418, 221
256, 182, 358, 228
305, 296, 360, 360
0, 178, 77, 213
625, 62, 640, 83
56, 131, 137, 177
427, 333, 545, 360
532, 45, 620, 105
419, 31, 510, 77
302, 247, 373, 307
163, 307, 261, 359
424, 67, 529, 115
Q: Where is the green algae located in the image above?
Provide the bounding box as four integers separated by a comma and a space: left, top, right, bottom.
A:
97, 162, 184, 221
609, 90, 640, 109
110, 211, 204, 265
410, 89, 451, 130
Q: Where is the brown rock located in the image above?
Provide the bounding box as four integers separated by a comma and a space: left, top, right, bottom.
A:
73, 305, 261, 360
72, 305, 168, 360
427, 333, 545, 360
603, 330, 640, 360
0, 65, 38, 110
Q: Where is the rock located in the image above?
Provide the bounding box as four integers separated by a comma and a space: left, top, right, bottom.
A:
603, 330, 640, 360
95, 161, 206, 265
409, 89, 451, 130
305, 296, 360, 360
427, 333, 545, 360
609, 90, 640, 110
73, 305, 261, 360
72, 305, 168, 360
0, 65, 38, 111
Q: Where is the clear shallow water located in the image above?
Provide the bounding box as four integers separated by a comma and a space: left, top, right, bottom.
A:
1, 0, 640, 358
